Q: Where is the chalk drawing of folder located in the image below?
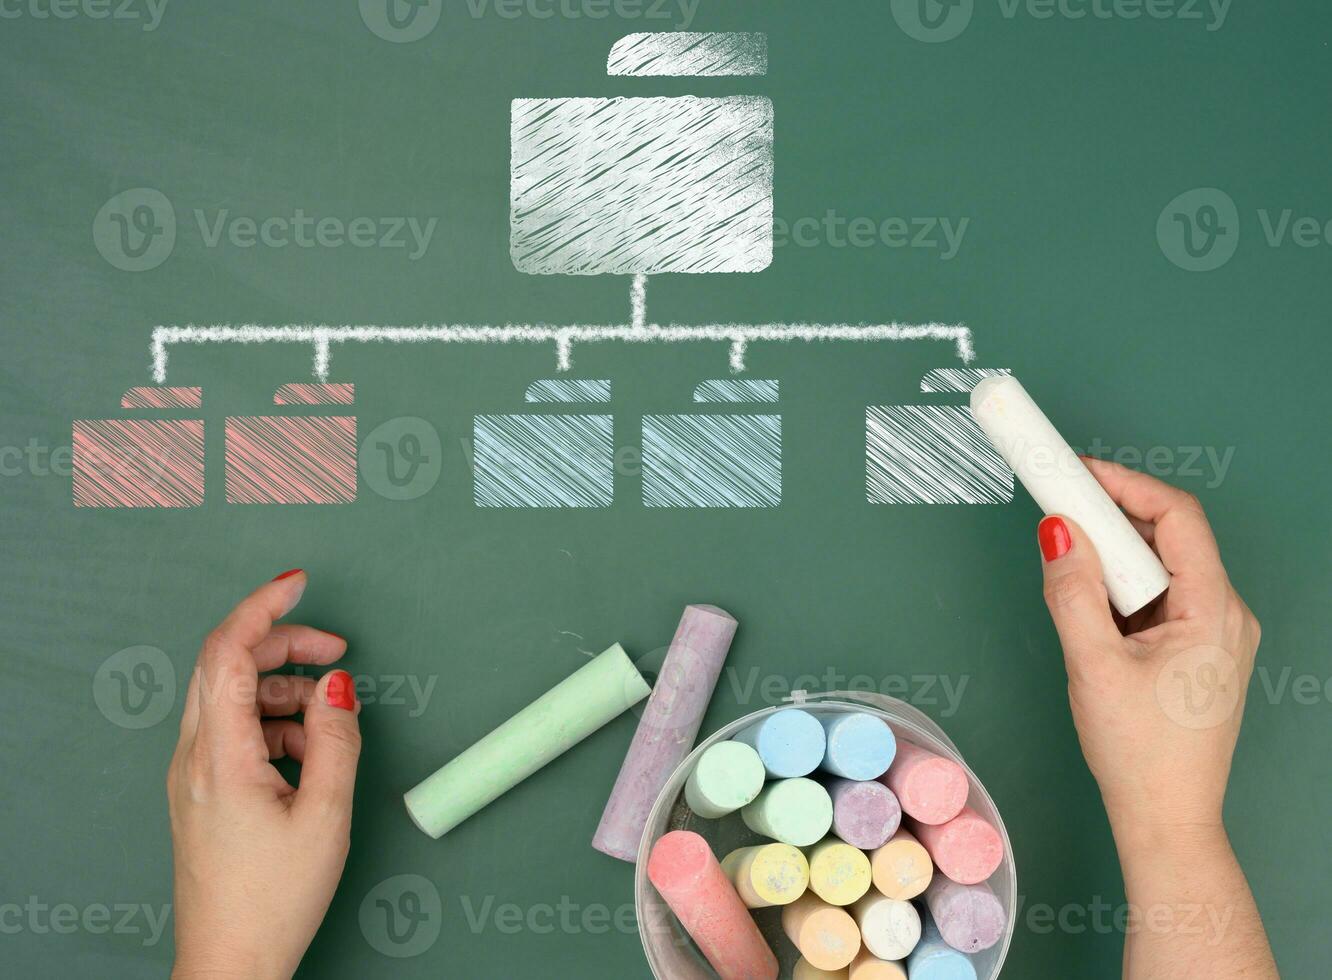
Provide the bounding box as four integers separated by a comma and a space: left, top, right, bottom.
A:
224, 384, 357, 505
642, 379, 782, 508
473, 380, 614, 508
72, 387, 204, 508
865, 369, 1014, 505
509, 32, 773, 276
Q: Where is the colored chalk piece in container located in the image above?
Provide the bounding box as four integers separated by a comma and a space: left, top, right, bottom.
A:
647, 831, 779, 980
594, 604, 739, 861
721, 843, 810, 909
879, 740, 968, 826
794, 957, 850, 980
848, 949, 907, 980
827, 778, 901, 850
906, 916, 978, 980
734, 708, 826, 778
742, 778, 834, 848
782, 892, 862, 972
913, 807, 1003, 885
868, 829, 934, 901
924, 876, 1006, 953
820, 713, 896, 780
804, 838, 873, 906
685, 741, 766, 819
403, 644, 650, 839
852, 893, 921, 961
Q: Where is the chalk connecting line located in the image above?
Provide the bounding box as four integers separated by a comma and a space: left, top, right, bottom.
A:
149, 275, 975, 383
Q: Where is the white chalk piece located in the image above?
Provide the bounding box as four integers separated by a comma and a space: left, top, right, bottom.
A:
970, 375, 1171, 616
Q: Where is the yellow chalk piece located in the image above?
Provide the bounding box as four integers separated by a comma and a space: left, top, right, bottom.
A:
720, 844, 810, 909
804, 837, 872, 906
869, 829, 933, 901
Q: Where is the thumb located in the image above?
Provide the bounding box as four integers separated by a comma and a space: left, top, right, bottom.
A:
1038, 516, 1122, 669
295, 669, 362, 824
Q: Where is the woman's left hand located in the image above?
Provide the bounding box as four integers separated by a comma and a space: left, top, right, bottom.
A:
168, 571, 362, 980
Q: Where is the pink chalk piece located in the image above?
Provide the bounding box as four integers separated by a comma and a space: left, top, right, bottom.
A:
274, 383, 355, 406
912, 808, 1003, 886
879, 741, 968, 826
72, 419, 204, 508
923, 877, 1006, 953
120, 386, 202, 409
594, 605, 738, 862
827, 778, 901, 851
647, 831, 779, 980
225, 416, 357, 505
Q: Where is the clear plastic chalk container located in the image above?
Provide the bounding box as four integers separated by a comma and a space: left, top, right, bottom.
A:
634, 691, 1016, 979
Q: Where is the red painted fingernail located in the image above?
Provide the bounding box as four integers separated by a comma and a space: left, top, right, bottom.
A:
272, 568, 303, 581
1038, 516, 1072, 561
325, 670, 356, 711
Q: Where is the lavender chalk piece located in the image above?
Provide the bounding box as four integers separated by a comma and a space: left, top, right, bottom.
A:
685, 740, 766, 819
734, 708, 826, 778
906, 915, 978, 980
594, 604, 738, 861
827, 778, 901, 850
404, 644, 650, 839
820, 713, 896, 780
923, 877, 1006, 954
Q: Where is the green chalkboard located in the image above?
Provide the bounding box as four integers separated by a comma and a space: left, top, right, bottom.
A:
2, 2, 1329, 977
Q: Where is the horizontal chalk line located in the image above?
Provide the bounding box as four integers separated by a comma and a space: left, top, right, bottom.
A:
150, 321, 975, 382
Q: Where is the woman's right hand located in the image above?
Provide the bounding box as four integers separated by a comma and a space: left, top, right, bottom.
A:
1033, 459, 1277, 978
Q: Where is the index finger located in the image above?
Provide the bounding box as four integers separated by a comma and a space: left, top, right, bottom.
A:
1082, 458, 1229, 616
180, 570, 309, 746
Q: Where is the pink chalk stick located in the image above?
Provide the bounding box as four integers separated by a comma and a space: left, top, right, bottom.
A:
648, 831, 779, 980
594, 605, 738, 861
879, 741, 968, 826
912, 808, 1003, 885
924, 877, 1006, 953
827, 778, 901, 850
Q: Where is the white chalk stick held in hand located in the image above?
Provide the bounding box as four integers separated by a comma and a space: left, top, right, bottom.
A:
970, 375, 1171, 616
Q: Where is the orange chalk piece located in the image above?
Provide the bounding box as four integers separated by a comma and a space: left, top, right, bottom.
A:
647, 831, 779, 980
879, 741, 968, 826
782, 892, 862, 972
868, 829, 934, 901
913, 807, 1004, 885
848, 948, 908, 980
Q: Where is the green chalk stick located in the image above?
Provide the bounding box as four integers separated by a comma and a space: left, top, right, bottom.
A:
404, 643, 651, 839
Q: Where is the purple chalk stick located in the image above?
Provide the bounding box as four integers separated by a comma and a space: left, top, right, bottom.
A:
827, 778, 901, 850
924, 876, 1007, 954
592, 605, 738, 862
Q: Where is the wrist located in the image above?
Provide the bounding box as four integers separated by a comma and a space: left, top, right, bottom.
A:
1109, 811, 1230, 870
173, 945, 291, 980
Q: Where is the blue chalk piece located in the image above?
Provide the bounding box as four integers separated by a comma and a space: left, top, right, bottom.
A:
732, 709, 826, 778
820, 712, 896, 780
908, 917, 978, 980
